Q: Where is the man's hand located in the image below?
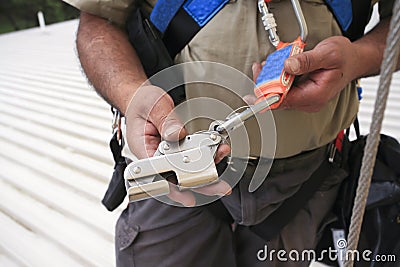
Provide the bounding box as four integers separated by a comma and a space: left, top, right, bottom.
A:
253, 36, 359, 112
125, 85, 187, 158
125, 85, 231, 206
281, 36, 358, 112
251, 18, 399, 112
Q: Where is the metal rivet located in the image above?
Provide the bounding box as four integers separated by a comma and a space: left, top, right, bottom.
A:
183, 156, 190, 163
133, 167, 141, 174
210, 133, 218, 141
163, 143, 170, 150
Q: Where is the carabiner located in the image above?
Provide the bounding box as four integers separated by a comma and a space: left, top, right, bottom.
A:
258, 0, 308, 47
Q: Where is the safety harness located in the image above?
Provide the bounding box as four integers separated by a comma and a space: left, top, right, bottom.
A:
150, 0, 369, 60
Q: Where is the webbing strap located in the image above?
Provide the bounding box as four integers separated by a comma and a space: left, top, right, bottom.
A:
101, 131, 127, 211
325, 0, 353, 31
150, 0, 186, 33
325, 0, 372, 41
163, 8, 201, 57
150, 0, 229, 58
183, 0, 229, 27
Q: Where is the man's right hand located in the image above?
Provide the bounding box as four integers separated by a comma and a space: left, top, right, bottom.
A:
125, 85, 187, 159
125, 85, 231, 206
77, 13, 231, 206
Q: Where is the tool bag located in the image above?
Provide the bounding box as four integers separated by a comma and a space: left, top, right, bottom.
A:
344, 136, 400, 265
316, 120, 400, 266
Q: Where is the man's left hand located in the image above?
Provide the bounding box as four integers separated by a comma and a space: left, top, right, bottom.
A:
252, 36, 359, 112
281, 36, 359, 112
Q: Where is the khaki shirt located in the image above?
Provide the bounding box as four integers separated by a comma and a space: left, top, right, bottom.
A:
64, 0, 392, 158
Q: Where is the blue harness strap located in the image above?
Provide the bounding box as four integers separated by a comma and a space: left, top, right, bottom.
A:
325, 0, 353, 32
150, 0, 357, 59
150, 0, 186, 33
183, 0, 229, 27
150, 0, 229, 33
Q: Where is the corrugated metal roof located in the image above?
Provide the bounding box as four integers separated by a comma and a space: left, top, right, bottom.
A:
352, 3, 400, 140
0, 18, 399, 267
358, 73, 400, 139
0, 20, 121, 266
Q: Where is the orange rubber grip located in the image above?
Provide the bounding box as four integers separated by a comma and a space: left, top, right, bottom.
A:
254, 37, 305, 110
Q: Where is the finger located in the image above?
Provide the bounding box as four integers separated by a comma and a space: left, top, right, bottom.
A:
127, 118, 161, 158
252, 62, 262, 83
281, 80, 322, 112
160, 115, 187, 142
125, 85, 187, 157
243, 94, 257, 105
167, 184, 196, 207
130, 86, 187, 142
284, 43, 338, 75
192, 180, 232, 196
214, 144, 231, 164
281, 70, 342, 112
147, 94, 187, 142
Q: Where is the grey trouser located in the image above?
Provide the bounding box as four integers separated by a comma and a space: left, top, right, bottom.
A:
115, 145, 347, 267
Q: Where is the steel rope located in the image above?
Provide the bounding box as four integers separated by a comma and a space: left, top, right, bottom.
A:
344, 1, 400, 266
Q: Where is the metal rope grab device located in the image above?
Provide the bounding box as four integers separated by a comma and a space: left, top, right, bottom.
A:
124, 0, 308, 202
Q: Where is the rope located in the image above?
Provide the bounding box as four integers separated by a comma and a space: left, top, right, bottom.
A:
344, 1, 400, 266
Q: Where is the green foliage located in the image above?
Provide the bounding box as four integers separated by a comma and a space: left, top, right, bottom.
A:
0, 0, 79, 34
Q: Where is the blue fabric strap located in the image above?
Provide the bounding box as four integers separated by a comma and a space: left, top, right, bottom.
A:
183, 0, 229, 27
151, 0, 353, 36
150, 0, 229, 33
150, 0, 186, 33
255, 45, 292, 87
325, 0, 353, 31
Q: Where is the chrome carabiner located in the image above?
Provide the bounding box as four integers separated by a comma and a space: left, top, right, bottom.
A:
258, 0, 308, 46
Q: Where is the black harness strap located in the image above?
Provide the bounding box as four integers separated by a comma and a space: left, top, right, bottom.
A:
102, 131, 128, 211
163, 8, 201, 58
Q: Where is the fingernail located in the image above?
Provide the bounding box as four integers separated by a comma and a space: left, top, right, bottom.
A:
224, 188, 232, 196
217, 187, 232, 196
164, 124, 182, 138
252, 63, 258, 74
183, 199, 196, 207
286, 58, 300, 73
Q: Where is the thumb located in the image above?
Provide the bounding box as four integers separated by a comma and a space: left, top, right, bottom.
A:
147, 92, 187, 142
284, 49, 325, 75
161, 116, 187, 141
252, 62, 262, 83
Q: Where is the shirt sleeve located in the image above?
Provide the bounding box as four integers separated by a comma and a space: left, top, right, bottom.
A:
62, 0, 136, 26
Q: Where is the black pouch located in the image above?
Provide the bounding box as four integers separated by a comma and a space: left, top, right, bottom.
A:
125, 7, 185, 105
317, 132, 400, 266
345, 134, 400, 266
101, 131, 127, 211
126, 7, 173, 77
